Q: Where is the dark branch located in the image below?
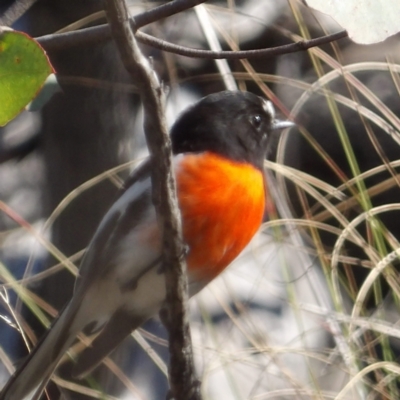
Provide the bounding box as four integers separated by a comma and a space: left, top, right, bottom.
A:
131, 0, 206, 30
135, 29, 348, 59
0, 0, 38, 26
36, 24, 111, 52
36, 17, 348, 60
35, 0, 207, 51
103, 1, 201, 400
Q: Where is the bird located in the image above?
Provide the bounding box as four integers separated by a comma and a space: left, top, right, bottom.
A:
0, 90, 293, 400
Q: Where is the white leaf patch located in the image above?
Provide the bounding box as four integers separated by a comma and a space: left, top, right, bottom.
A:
306, 0, 400, 44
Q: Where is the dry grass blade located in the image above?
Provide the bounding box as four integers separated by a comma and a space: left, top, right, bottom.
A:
195, 5, 237, 91
335, 362, 400, 400
132, 331, 168, 377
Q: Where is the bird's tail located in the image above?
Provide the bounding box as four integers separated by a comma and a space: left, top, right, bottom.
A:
0, 301, 85, 400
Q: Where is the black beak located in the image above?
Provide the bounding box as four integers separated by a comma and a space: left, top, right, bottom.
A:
272, 120, 295, 131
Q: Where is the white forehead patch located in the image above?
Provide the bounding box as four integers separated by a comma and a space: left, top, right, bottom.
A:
262, 99, 275, 119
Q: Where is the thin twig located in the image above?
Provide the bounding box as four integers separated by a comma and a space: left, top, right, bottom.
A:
103, 1, 200, 399
135, 29, 348, 59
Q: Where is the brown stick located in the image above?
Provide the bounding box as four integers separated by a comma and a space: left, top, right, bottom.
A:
103, 0, 201, 399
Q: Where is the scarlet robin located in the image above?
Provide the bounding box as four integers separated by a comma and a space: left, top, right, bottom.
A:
0, 90, 293, 400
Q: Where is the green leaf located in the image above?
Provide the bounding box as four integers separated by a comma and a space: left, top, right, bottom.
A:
0, 28, 54, 126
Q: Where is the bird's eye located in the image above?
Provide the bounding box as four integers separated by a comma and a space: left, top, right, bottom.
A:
251, 114, 262, 129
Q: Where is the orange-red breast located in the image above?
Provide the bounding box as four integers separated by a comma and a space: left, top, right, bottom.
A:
0, 90, 293, 400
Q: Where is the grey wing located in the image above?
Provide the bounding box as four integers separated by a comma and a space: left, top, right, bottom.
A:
75, 159, 156, 290
66, 161, 165, 376
72, 309, 147, 379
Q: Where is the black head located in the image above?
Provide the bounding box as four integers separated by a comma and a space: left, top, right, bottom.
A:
171, 91, 293, 170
